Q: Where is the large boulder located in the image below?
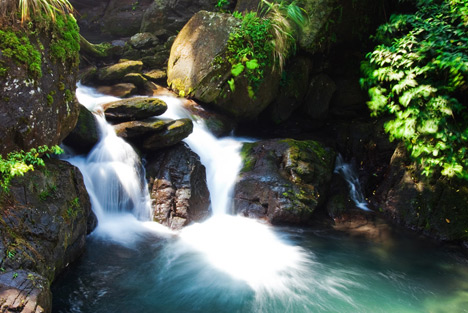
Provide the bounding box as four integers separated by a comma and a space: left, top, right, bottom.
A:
0, 159, 95, 312
140, 0, 218, 39
114, 118, 193, 151
0, 16, 80, 156
146, 143, 211, 229
167, 10, 280, 120
234, 139, 335, 224
103, 97, 167, 122
374, 145, 468, 243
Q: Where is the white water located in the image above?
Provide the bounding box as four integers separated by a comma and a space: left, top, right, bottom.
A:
69, 84, 315, 293
334, 154, 370, 211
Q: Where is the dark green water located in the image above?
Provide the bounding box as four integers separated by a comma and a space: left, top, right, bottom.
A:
52, 222, 468, 313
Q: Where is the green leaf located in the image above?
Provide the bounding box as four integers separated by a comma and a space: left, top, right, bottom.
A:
228, 78, 236, 92
245, 59, 259, 70
231, 63, 245, 77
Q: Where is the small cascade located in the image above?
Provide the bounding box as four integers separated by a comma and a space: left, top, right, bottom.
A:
334, 154, 370, 211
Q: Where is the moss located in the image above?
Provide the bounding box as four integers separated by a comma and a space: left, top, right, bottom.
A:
64, 89, 74, 103
49, 14, 80, 67
240, 142, 256, 173
0, 29, 42, 79
46, 91, 55, 106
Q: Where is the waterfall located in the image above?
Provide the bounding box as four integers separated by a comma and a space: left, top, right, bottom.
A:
334, 154, 370, 211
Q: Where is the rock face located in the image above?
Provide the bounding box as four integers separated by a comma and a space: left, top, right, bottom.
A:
0, 18, 80, 156
302, 73, 336, 121
0, 159, 95, 312
167, 11, 280, 120
234, 139, 335, 224
103, 97, 167, 122
375, 145, 468, 242
63, 104, 100, 154
140, 0, 218, 39
146, 143, 211, 230
114, 118, 193, 151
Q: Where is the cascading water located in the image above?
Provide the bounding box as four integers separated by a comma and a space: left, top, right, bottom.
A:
53, 85, 468, 313
334, 154, 370, 211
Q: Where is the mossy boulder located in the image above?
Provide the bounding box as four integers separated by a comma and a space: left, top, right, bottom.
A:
114, 118, 193, 152
96, 60, 144, 83
167, 10, 280, 120
63, 104, 100, 154
234, 139, 336, 224
0, 17, 80, 156
103, 97, 167, 122
0, 159, 95, 312
375, 145, 468, 243
146, 143, 211, 230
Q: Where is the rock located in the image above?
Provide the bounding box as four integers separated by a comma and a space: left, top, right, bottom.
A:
143, 70, 167, 84
302, 73, 336, 121
103, 97, 167, 122
374, 145, 468, 242
140, 0, 218, 39
97, 60, 144, 83
129, 32, 159, 49
0, 271, 51, 313
146, 143, 211, 229
262, 56, 311, 124
235, 0, 260, 12
63, 104, 100, 154
329, 77, 367, 118
0, 159, 95, 311
0, 17, 80, 156
123, 73, 148, 88
167, 11, 280, 120
234, 139, 335, 224
114, 118, 193, 151
97, 83, 138, 98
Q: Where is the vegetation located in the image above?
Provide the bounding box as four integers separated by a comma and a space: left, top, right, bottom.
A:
223, 0, 305, 98
0, 0, 74, 23
361, 0, 468, 179
0, 145, 63, 192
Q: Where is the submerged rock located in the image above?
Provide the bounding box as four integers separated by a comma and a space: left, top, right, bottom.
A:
0, 159, 95, 312
114, 118, 193, 151
146, 143, 211, 230
234, 139, 335, 224
103, 97, 167, 122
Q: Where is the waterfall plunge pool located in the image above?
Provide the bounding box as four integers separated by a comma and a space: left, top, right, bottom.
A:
52, 85, 468, 313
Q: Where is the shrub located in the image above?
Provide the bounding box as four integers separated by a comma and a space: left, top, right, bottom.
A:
361, 0, 468, 179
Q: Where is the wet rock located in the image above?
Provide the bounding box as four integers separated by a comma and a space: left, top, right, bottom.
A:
97, 83, 137, 98
234, 139, 335, 224
129, 32, 159, 49
146, 143, 211, 229
63, 105, 99, 154
143, 70, 167, 84
96, 60, 143, 83
167, 11, 280, 120
114, 118, 193, 151
374, 145, 468, 242
103, 97, 167, 122
123, 73, 148, 88
0, 159, 95, 311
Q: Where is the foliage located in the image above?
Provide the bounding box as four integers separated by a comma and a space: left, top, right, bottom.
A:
216, 0, 230, 12
361, 0, 468, 179
49, 13, 80, 66
224, 0, 305, 97
0, 29, 42, 78
18, 0, 73, 23
0, 145, 63, 192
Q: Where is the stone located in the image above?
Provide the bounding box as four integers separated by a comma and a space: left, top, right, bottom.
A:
234, 139, 335, 224
63, 104, 100, 154
146, 143, 211, 229
143, 70, 167, 84
140, 0, 218, 39
0, 159, 95, 311
96, 83, 137, 98
114, 118, 193, 151
302, 73, 336, 121
103, 97, 167, 122
167, 11, 280, 120
97, 60, 144, 83
129, 32, 160, 49
123, 73, 148, 88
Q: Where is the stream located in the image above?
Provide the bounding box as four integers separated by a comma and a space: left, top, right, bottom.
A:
52, 85, 468, 313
